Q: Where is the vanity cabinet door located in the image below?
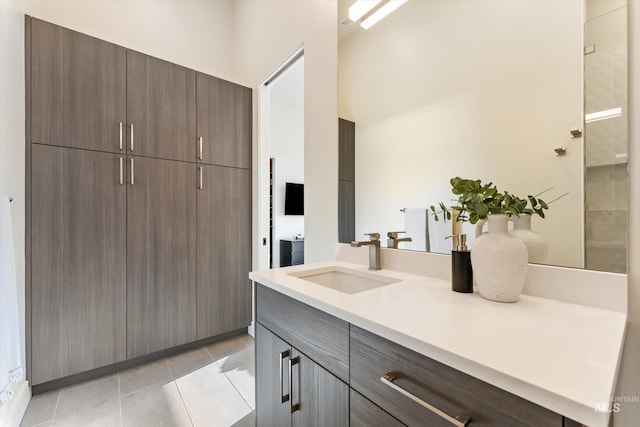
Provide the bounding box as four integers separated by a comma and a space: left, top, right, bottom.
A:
350, 326, 563, 427
256, 324, 292, 427
256, 324, 349, 427
350, 389, 405, 427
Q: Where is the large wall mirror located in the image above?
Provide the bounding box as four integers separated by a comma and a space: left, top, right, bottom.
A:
338, 0, 628, 273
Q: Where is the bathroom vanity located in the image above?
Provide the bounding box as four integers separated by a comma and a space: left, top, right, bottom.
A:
250, 260, 626, 427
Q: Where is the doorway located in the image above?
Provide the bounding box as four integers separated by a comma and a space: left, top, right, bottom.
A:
258, 48, 304, 271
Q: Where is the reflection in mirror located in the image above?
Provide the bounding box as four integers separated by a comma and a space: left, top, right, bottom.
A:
337, 0, 628, 272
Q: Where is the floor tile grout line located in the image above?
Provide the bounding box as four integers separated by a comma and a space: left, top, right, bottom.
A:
117, 371, 123, 427
173, 380, 196, 427
164, 357, 175, 380
51, 388, 62, 423
215, 359, 254, 411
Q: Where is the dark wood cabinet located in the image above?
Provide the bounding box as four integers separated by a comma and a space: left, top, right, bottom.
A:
27, 17, 251, 387
256, 324, 349, 427
30, 19, 126, 153
338, 118, 355, 243
350, 326, 563, 427
279, 238, 304, 267
31, 145, 126, 384
350, 390, 405, 427
197, 73, 252, 168
126, 156, 197, 357
196, 164, 251, 339
127, 51, 196, 162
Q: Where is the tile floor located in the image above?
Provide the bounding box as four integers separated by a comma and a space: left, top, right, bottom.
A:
20, 334, 255, 427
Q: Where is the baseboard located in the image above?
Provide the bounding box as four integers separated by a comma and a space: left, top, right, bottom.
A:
0, 380, 31, 427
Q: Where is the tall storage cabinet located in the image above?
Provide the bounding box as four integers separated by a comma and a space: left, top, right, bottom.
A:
27, 17, 252, 387
30, 145, 127, 385
126, 157, 197, 358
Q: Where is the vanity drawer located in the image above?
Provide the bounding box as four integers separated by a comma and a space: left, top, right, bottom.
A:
256, 284, 350, 382
350, 326, 562, 427
351, 389, 406, 427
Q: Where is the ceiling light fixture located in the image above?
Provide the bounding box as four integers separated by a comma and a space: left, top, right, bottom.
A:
585, 107, 622, 123
348, 0, 382, 22
360, 0, 407, 30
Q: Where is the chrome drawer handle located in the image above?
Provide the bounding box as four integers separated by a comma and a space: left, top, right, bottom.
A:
289, 356, 300, 413
381, 374, 471, 427
279, 350, 290, 403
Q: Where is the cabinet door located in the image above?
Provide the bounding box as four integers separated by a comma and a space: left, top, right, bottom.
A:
31, 145, 126, 385
127, 51, 196, 162
31, 19, 126, 152
196, 73, 251, 168
196, 165, 251, 339
127, 156, 197, 357
350, 389, 405, 427
256, 324, 292, 427
291, 350, 349, 427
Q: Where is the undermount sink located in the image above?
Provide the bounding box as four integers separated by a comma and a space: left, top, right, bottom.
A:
288, 265, 400, 294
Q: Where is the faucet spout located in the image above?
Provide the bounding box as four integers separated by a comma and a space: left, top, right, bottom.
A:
351, 233, 381, 270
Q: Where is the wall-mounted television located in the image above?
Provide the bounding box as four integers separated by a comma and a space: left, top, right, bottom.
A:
284, 182, 304, 215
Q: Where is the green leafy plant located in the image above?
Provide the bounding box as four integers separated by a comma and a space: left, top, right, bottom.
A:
430, 177, 550, 224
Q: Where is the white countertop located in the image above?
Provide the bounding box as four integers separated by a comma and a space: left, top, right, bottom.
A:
250, 260, 627, 427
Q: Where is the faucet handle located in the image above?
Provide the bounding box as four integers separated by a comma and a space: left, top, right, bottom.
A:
387, 231, 407, 239
364, 232, 380, 241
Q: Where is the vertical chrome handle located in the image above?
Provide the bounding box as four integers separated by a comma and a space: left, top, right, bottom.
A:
119, 122, 123, 150
119, 157, 123, 185
130, 158, 135, 186
381, 374, 471, 426
289, 356, 300, 413
198, 166, 203, 190
199, 136, 203, 160
279, 350, 290, 404
130, 124, 134, 151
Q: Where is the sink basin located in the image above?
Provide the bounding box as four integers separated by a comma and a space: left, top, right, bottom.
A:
288, 266, 400, 294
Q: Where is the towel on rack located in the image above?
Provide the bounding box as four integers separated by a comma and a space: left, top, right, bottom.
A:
427, 212, 453, 254
0, 196, 23, 405
403, 208, 429, 251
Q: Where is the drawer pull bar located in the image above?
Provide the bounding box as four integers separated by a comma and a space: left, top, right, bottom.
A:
289, 356, 300, 413
279, 350, 290, 403
381, 374, 471, 427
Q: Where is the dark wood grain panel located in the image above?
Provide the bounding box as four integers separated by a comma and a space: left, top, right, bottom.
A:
31, 18, 126, 152
25, 15, 33, 383
350, 326, 563, 427
31, 145, 126, 385
338, 118, 355, 182
291, 349, 349, 427
127, 156, 197, 357
197, 73, 251, 168
256, 285, 350, 383
256, 324, 292, 427
127, 51, 196, 162
196, 165, 251, 338
350, 389, 406, 427
338, 180, 355, 243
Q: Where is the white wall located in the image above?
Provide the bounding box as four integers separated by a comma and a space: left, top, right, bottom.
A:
615, 1, 640, 424
233, 0, 338, 266
10, 0, 238, 83
269, 100, 304, 267
339, 0, 584, 268
0, 0, 27, 391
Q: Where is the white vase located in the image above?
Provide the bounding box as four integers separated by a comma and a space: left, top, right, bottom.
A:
472, 214, 528, 303
509, 214, 548, 264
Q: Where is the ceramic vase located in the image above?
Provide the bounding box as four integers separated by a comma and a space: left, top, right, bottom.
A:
472, 214, 528, 302
509, 214, 548, 264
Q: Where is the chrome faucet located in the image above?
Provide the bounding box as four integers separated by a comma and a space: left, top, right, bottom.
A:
351, 233, 381, 271
387, 231, 412, 249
